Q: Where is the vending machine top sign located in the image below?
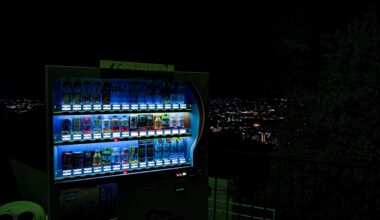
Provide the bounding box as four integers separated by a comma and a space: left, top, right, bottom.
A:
46, 61, 205, 183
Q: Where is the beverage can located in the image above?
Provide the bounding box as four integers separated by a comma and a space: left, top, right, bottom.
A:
119, 81, 128, 104
146, 114, 153, 130
154, 139, 163, 160
120, 115, 129, 132
177, 82, 185, 104
101, 148, 112, 165
61, 118, 71, 135
72, 80, 82, 105
82, 117, 92, 134
145, 81, 153, 104
92, 115, 102, 134
72, 151, 83, 169
102, 81, 111, 104
170, 138, 178, 159
162, 138, 170, 159
153, 81, 163, 104
129, 146, 138, 164
177, 137, 185, 158
129, 81, 138, 104
184, 113, 190, 128
92, 80, 102, 104
138, 140, 146, 162
177, 113, 184, 128
61, 79, 72, 105
129, 115, 138, 131
153, 114, 162, 130
147, 140, 154, 161
83, 150, 93, 168
170, 82, 178, 104
62, 151, 73, 170
137, 81, 147, 103
72, 117, 82, 135
92, 150, 102, 167
112, 148, 120, 164
82, 80, 92, 104
138, 114, 147, 131
121, 148, 129, 165
111, 115, 120, 132
170, 113, 177, 128
162, 114, 170, 129
163, 81, 170, 104
111, 81, 120, 104
102, 117, 111, 133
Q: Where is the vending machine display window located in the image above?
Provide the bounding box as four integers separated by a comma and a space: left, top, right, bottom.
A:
50, 78, 203, 182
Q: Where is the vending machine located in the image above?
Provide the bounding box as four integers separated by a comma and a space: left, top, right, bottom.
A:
45, 61, 209, 219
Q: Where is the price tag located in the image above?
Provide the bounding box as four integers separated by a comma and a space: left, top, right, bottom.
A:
139, 163, 147, 168
103, 105, 111, 110
112, 165, 121, 171
83, 168, 92, 174
62, 105, 71, 111
121, 132, 129, 137
83, 105, 92, 110
62, 135, 71, 141
112, 132, 120, 138
62, 170, 72, 176
73, 134, 82, 140
93, 133, 101, 139
93, 105, 102, 110
103, 133, 111, 139
112, 104, 121, 110
103, 166, 112, 172
131, 104, 139, 110
73, 105, 81, 111
73, 169, 82, 175
93, 167, 102, 173
83, 134, 91, 139
131, 132, 138, 137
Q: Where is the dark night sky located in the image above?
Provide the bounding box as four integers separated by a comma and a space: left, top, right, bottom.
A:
0, 3, 375, 99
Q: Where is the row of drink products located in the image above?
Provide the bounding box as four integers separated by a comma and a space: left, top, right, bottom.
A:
61, 138, 186, 170
60, 113, 190, 135
59, 79, 186, 105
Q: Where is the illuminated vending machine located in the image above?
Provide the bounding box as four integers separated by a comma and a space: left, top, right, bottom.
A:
45, 61, 209, 220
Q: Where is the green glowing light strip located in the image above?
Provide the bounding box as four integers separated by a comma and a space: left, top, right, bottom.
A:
100, 60, 174, 72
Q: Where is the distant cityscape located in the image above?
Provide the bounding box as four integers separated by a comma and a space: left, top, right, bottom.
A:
0, 99, 43, 116
209, 98, 287, 144
0, 98, 287, 144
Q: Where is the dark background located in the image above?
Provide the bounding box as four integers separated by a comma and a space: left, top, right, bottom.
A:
2, 2, 363, 99
2, 3, 380, 218
1, 3, 375, 100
